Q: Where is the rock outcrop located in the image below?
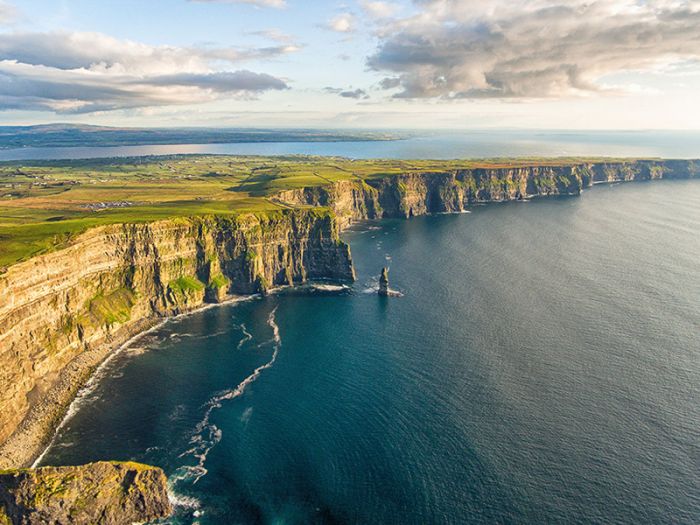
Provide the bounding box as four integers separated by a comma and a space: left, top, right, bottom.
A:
0, 461, 171, 524
378, 268, 389, 297
0, 210, 354, 467
277, 159, 699, 222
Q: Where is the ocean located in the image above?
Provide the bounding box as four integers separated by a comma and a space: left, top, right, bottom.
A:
2, 130, 700, 161
39, 178, 700, 524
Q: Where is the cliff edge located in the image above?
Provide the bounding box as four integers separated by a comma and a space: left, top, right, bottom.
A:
276, 159, 699, 222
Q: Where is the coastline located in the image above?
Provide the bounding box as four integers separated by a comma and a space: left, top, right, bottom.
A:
2, 168, 698, 470
0, 295, 257, 469
24, 281, 345, 469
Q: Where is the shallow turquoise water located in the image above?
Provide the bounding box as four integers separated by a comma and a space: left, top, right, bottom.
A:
41, 180, 700, 524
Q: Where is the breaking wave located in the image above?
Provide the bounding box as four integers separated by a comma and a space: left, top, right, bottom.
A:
176, 307, 282, 485
237, 323, 253, 350
31, 320, 168, 468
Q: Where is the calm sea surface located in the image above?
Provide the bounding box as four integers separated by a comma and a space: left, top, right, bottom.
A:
40, 180, 700, 524
2, 130, 700, 160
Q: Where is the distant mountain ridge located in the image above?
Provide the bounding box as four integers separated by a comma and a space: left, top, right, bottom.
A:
0, 124, 398, 149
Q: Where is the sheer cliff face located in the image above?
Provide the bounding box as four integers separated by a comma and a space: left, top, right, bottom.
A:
0, 210, 353, 452
278, 160, 699, 220
275, 180, 381, 228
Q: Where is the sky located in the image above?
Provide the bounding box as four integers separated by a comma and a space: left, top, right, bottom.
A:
0, 0, 699, 129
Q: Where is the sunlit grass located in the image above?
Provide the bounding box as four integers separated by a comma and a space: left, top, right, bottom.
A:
0, 154, 646, 268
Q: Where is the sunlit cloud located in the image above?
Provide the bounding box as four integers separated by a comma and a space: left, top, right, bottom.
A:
0, 31, 290, 113
368, 0, 700, 99
324, 13, 356, 33
359, 1, 401, 20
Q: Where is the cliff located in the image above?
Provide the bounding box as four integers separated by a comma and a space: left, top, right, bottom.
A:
276, 159, 699, 221
0, 209, 353, 467
0, 461, 171, 524
1, 158, 698, 469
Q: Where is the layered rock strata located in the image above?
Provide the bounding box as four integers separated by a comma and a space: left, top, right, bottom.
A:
277, 160, 699, 221
0, 210, 353, 467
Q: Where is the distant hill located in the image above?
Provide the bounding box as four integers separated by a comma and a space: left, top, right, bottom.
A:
0, 124, 399, 149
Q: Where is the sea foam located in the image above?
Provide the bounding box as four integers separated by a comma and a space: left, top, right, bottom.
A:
177, 307, 282, 484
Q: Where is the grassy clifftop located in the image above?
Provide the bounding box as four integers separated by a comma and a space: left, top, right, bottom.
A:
0, 154, 679, 268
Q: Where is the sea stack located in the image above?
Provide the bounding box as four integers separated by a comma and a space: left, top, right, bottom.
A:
378, 267, 389, 296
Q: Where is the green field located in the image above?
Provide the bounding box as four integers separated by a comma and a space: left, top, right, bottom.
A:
0, 155, 632, 269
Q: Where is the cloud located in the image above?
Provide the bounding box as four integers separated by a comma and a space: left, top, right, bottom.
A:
0, 1, 17, 25
0, 31, 299, 70
325, 13, 355, 33
378, 77, 401, 89
0, 31, 289, 113
324, 87, 369, 99
340, 88, 369, 99
359, 1, 400, 20
189, 0, 286, 8
147, 71, 288, 92
203, 44, 301, 61
368, 0, 700, 99
247, 28, 296, 44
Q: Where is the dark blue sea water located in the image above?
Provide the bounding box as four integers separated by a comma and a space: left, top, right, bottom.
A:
2, 130, 700, 160
40, 180, 700, 524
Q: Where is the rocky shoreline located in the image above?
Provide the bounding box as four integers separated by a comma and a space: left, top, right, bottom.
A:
1, 312, 196, 469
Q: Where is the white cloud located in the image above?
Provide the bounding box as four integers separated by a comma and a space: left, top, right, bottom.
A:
368, 0, 700, 99
325, 13, 356, 33
359, 1, 400, 20
189, 0, 286, 8
247, 28, 297, 44
0, 1, 17, 24
0, 31, 289, 113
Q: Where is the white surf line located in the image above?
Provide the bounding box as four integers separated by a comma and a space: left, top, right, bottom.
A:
31, 319, 168, 468
179, 306, 282, 484
237, 322, 253, 350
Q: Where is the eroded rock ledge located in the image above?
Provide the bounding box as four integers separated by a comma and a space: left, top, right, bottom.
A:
0, 461, 171, 524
